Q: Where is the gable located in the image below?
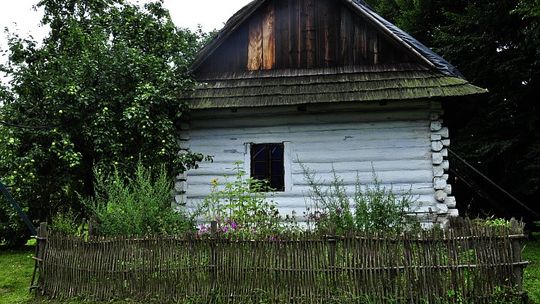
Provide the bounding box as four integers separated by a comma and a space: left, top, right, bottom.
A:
194, 0, 421, 76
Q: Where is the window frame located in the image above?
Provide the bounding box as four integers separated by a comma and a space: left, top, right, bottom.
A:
245, 142, 291, 192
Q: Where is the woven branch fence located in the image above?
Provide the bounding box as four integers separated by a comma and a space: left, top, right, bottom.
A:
35, 219, 528, 303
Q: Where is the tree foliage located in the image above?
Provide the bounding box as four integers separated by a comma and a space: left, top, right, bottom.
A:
366, 0, 540, 217
0, 0, 205, 246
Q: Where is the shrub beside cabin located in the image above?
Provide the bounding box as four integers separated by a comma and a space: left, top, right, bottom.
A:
176, 0, 485, 227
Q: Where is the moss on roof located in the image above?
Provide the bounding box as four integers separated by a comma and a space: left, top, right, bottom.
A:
186, 64, 486, 109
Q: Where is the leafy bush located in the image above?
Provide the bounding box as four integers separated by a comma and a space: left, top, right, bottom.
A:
82, 163, 193, 236
197, 162, 296, 237
50, 209, 82, 236
477, 217, 512, 228
302, 164, 419, 235
0, 196, 30, 248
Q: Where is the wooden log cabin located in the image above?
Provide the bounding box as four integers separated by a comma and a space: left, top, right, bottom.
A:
176, 0, 486, 226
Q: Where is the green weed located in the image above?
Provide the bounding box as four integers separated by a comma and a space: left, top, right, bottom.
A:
81, 163, 193, 237
301, 164, 420, 235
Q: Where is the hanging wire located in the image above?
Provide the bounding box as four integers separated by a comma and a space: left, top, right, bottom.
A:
0, 120, 58, 130
448, 148, 540, 218
0, 179, 37, 235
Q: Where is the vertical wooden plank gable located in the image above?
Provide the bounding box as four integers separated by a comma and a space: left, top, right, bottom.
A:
353, 19, 361, 65
317, 1, 332, 67
339, 6, 354, 66
321, 0, 338, 67
275, 0, 290, 68
195, 26, 248, 75
373, 35, 380, 64
379, 37, 396, 63
361, 20, 369, 63
353, 16, 368, 65
294, 0, 305, 68
248, 12, 263, 71
262, 2, 276, 70
303, 0, 315, 68
367, 28, 379, 64
227, 25, 249, 71
235, 25, 249, 70
197, 0, 421, 75
288, 0, 300, 68
314, 0, 323, 67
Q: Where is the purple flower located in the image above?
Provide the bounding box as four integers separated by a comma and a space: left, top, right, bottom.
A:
222, 226, 229, 233
198, 224, 209, 232
230, 221, 238, 230
196, 224, 210, 237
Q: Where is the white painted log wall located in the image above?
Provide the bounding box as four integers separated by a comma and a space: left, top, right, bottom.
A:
180, 101, 450, 224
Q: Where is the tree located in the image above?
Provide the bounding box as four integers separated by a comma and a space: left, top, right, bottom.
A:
366, 0, 540, 219
0, 0, 205, 246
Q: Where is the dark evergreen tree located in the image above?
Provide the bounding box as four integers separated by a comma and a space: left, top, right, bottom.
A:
367, 0, 540, 219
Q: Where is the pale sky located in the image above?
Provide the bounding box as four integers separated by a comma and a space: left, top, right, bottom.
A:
0, 0, 253, 52
0, 0, 252, 85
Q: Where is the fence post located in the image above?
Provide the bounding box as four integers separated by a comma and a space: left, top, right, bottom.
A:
36, 222, 48, 294
510, 219, 524, 291
87, 219, 94, 238
210, 221, 218, 293
327, 228, 336, 290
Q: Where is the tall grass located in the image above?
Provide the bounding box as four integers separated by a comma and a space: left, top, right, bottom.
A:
82, 163, 192, 236
301, 163, 419, 234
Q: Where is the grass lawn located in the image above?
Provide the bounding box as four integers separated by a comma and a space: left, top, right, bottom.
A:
1, 239, 540, 304
0, 246, 35, 304
524, 238, 540, 304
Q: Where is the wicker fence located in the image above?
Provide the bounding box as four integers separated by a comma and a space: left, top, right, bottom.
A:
35, 219, 528, 303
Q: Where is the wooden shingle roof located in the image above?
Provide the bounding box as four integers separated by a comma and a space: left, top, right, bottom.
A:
187, 0, 486, 109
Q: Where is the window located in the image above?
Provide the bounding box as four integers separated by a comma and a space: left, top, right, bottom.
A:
250, 143, 284, 191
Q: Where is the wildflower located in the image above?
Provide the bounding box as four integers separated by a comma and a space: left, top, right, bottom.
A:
211, 178, 218, 186
197, 224, 209, 235
230, 221, 238, 230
